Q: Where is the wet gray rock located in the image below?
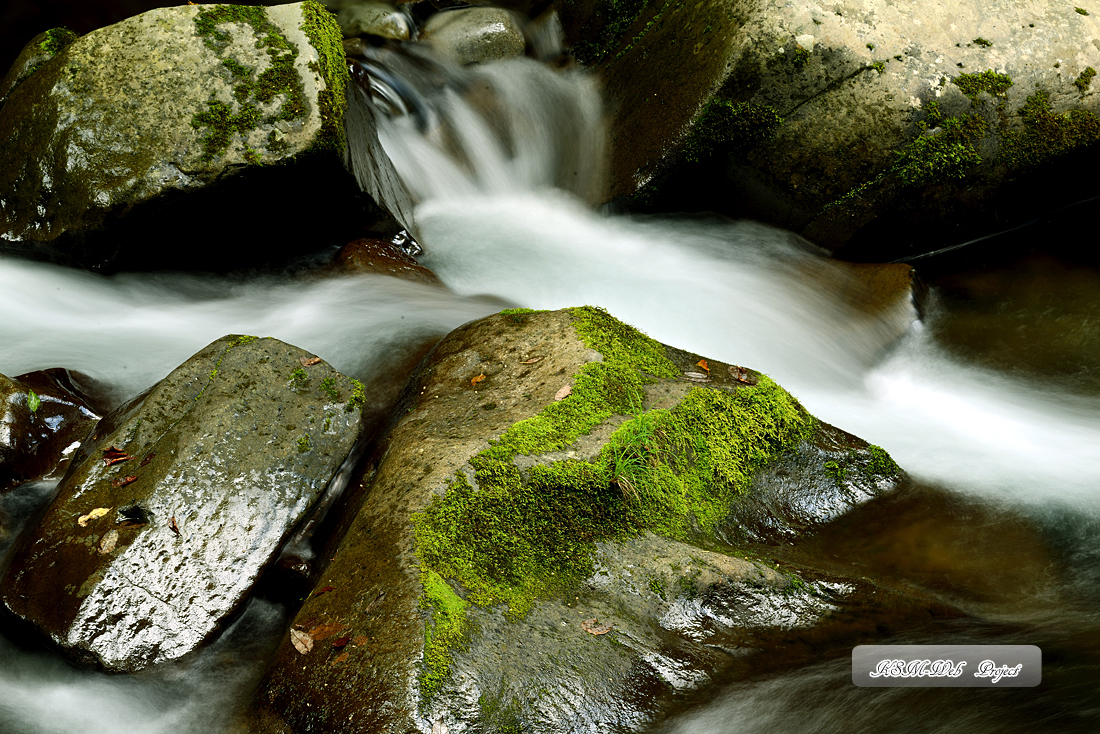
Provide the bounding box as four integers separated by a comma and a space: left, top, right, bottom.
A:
562, 0, 1100, 258
1, 369, 100, 494
0, 2, 396, 272
337, 2, 412, 41
421, 7, 526, 65
0, 336, 363, 673
243, 308, 935, 733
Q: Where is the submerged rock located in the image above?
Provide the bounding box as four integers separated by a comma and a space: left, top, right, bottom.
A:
563, 0, 1100, 258
243, 307, 934, 733
0, 336, 363, 672
337, 2, 412, 41
0, 369, 101, 494
421, 7, 526, 66
0, 2, 398, 271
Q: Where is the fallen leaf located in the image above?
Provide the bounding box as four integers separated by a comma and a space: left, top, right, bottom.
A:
312, 585, 335, 598
554, 385, 572, 401
294, 617, 319, 631
98, 529, 119, 554
169, 516, 181, 537
290, 628, 313, 654
353, 635, 369, 646
102, 447, 132, 466
696, 359, 710, 372
331, 636, 351, 649
300, 356, 322, 367
330, 651, 349, 666
78, 507, 111, 527
110, 476, 137, 488
308, 622, 349, 641
521, 357, 542, 364
27, 390, 40, 414
581, 618, 613, 635
683, 371, 710, 382
471, 373, 486, 386
139, 452, 155, 467
728, 365, 758, 385
432, 720, 449, 734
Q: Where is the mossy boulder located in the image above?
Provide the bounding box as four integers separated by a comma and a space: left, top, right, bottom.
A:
0, 335, 363, 673
0, 369, 101, 494
0, 2, 401, 271
243, 307, 935, 733
562, 0, 1100, 259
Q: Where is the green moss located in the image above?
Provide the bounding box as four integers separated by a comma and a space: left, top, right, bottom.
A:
39, 27, 78, 57
866, 445, 900, 477
648, 576, 667, 598
320, 376, 339, 400
972, 38, 992, 48
572, 0, 654, 65
1076, 7, 1089, 15
953, 70, 1013, 101
346, 378, 365, 413
297, 435, 312, 453
419, 570, 470, 697
1075, 67, 1096, 94
289, 367, 309, 392
894, 113, 986, 186
300, 0, 348, 154
999, 90, 1100, 168
870, 61, 886, 73
500, 307, 538, 325
792, 46, 810, 68
413, 309, 814, 697
681, 99, 784, 163
823, 460, 845, 483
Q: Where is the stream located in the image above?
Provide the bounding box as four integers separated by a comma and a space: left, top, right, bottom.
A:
2, 43, 1100, 734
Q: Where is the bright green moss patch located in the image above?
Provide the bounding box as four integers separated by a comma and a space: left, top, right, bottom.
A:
894, 113, 986, 186
300, 0, 348, 153
681, 99, 784, 163
1076, 7, 1089, 15
999, 90, 1100, 168
414, 309, 815, 696
39, 27, 78, 56
346, 378, 365, 413
1075, 66, 1096, 94
419, 570, 469, 697
953, 70, 1013, 101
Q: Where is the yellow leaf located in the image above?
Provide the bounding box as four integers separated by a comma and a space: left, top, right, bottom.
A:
696, 359, 710, 372
471, 373, 486, 386
78, 508, 111, 527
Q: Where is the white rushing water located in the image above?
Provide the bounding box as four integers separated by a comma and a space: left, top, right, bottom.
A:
2, 52, 1099, 734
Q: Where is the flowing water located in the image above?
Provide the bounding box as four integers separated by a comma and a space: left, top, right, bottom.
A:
2, 47, 1100, 733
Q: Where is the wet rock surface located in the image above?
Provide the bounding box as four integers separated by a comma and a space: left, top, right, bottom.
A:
337, 2, 412, 41
0, 335, 363, 673
421, 7, 526, 65
563, 0, 1100, 257
0, 369, 101, 494
331, 237, 443, 285
243, 308, 943, 733
0, 2, 389, 272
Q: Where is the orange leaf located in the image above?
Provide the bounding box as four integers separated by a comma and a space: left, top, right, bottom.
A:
581, 618, 613, 635
110, 476, 137, 488
696, 359, 710, 372
471, 373, 486, 386
102, 447, 132, 466
300, 356, 322, 367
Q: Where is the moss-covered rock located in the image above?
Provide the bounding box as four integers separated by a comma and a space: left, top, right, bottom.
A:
563, 0, 1100, 259
243, 307, 934, 733
0, 27, 78, 109
0, 2, 404, 272
0, 335, 363, 673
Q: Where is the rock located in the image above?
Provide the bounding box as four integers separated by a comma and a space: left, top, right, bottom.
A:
0, 336, 363, 672
331, 237, 443, 285
0, 2, 402, 272
421, 7, 526, 66
243, 307, 935, 733
0, 369, 101, 494
337, 2, 412, 41
563, 0, 1100, 259
0, 28, 78, 109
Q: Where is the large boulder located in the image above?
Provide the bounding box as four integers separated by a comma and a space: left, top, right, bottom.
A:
243, 307, 944, 733
561, 0, 1100, 259
0, 368, 101, 494
0, 335, 363, 672
0, 2, 403, 271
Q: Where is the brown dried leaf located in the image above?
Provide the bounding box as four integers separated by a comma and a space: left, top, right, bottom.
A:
471, 373, 486, 386
581, 618, 613, 635
330, 650, 349, 666
331, 636, 351, 649
110, 476, 137, 488
78, 507, 111, 527
98, 529, 119, 555
308, 622, 349, 641
728, 365, 758, 385
169, 516, 181, 537
139, 452, 155, 467
521, 357, 542, 364
312, 585, 335, 598
300, 356, 322, 367
554, 384, 572, 401
102, 447, 132, 466
290, 628, 313, 654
